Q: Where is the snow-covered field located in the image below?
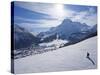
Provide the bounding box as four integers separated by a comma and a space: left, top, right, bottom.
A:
14, 36, 97, 74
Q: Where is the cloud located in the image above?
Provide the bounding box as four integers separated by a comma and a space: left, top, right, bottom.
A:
14, 16, 43, 24
17, 19, 62, 28
14, 2, 56, 16
69, 7, 97, 26
14, 2, 97, 27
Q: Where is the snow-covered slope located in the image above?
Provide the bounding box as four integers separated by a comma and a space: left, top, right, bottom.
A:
14, 36, 97, 74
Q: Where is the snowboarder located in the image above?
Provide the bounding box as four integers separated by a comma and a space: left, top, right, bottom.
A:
86, 52, 95, 65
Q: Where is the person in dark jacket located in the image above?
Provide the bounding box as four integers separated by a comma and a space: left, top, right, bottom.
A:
86, 52, 95, 65
86, 52, 90, 58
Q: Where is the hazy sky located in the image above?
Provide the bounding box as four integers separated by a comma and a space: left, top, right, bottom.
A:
13, 1, 97, 34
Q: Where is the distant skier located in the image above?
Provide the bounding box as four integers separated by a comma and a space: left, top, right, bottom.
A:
86, 52, 90, 58
86, 52, 95, 65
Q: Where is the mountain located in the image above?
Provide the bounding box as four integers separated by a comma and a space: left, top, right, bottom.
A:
66, 24, 97, 45
54, 19, 90, 38
89, 24, 97, 33
38, 19, 90, 43
13, 24, 40, 49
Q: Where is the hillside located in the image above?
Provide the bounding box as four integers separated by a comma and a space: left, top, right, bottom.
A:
13, 24, 40, 49
14, 36, 97, 74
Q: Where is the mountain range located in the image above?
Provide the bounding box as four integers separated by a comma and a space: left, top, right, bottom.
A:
13, 19, 97, 49
38, 19, 97, 44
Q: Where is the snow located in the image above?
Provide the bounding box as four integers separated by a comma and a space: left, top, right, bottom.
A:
14, 36, 97, 74
39, 39, 68, 48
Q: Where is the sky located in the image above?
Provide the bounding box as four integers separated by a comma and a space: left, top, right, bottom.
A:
13, 1, 97, 34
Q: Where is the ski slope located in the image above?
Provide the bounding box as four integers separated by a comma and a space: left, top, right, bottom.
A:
14, 36, 97, 74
